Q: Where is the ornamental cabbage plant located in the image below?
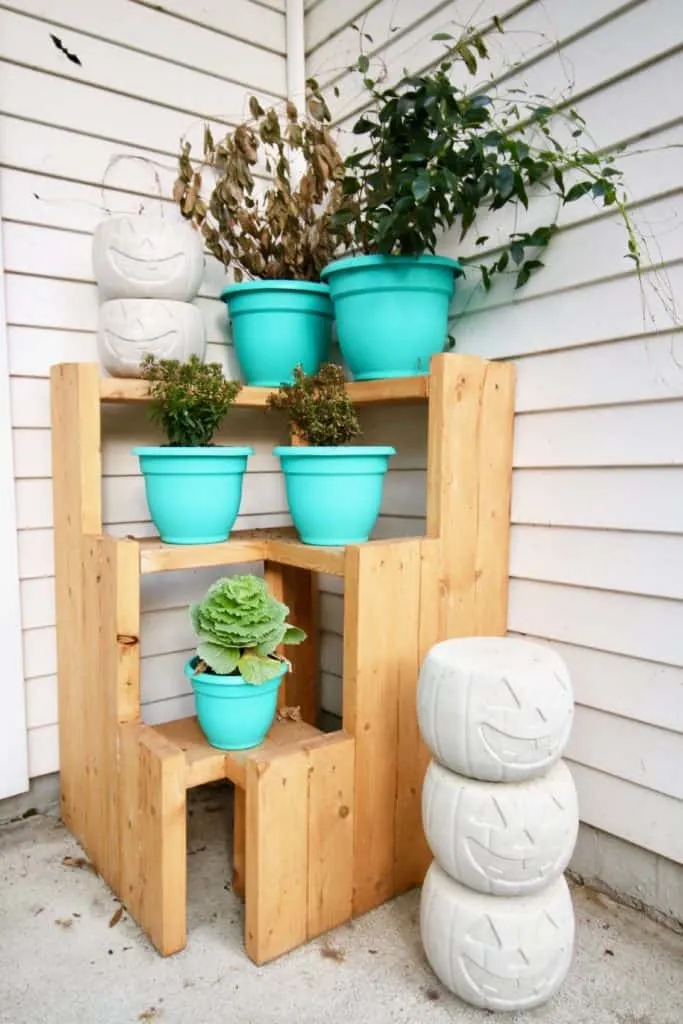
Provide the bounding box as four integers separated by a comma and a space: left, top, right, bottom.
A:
190, 574, 306, 684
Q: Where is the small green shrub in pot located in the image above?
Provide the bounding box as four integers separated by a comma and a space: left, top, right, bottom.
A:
185, 574, 306, 749
269, 363, 395, 546
174, 88, 350, 386
322, 25, 636, 380
134, 355, 252, 545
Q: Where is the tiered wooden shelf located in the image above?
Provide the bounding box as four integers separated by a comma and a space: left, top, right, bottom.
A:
50, 355, 515, 966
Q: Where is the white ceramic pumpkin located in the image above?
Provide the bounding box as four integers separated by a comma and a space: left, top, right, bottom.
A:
93, 215, 204, 300
420, 862, 575, 1011
422, 759, 578, 896
417, 637, 573, 782
97, 299, 206, 377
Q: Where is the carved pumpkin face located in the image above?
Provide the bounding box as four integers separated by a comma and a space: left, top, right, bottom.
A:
421, 863, 574, 1012
418, 637, 573, 782
459, 901, 574, 1008
423, 759, 578, 896
93, 215, 204, 300
97, 298, 206, 377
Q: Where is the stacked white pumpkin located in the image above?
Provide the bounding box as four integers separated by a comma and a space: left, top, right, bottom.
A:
93, 214, 207, 377
417, 637, 578, 1013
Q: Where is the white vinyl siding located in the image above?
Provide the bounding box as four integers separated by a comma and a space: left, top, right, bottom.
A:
307, 0, 683, 864
0, 0, 289, 780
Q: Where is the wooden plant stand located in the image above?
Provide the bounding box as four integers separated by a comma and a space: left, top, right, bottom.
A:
50, 354, 514, 964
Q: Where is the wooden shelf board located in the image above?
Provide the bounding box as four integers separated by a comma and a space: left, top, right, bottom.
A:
153, 715, 325, 790
99, 374, 428, 405
119, 527, 346, 576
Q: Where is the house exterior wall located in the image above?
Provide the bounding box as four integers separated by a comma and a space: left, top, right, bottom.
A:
306, 0, 683, 871
0, 0, 290, 788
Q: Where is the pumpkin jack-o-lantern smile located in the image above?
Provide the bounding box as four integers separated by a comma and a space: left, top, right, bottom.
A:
93, 214, 204, 301
108, 244, 186, 285
97, 298, 206, 377
459, 910, 571, 1007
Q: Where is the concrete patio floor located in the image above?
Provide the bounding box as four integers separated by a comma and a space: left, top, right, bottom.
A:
1, 784, 681, 1024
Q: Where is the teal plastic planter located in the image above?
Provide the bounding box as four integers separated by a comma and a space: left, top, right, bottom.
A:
134, 446, 253, 545
220, 279, 333, 386
320, 254, 461, 380
185, 657, 286, 750
274, 446, 395, 546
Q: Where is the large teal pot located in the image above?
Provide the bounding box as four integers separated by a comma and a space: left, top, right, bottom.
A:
320, 254, 461, 380
134, 446, 253, 545
185, 657, 285, 750
220, 279, 333, 386
273, 446, 395, 546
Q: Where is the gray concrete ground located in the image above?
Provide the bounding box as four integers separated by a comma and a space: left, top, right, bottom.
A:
1, 785, 681, 1024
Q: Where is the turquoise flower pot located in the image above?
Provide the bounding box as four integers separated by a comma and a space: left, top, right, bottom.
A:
220, 280, 333, 386
273, 446, 395, 546
134, 446, 253, 545
320, 254, 461, 380
185, 657, 285, 750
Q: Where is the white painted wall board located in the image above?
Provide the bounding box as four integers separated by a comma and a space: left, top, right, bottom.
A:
0, 188, 29, 798
568, 762, 683, 864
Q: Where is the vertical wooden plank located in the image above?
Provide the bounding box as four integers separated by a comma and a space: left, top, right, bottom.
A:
343, 539, 422, 916
120, 722, 187, 957
474, 360, 516, 634
264, 561, 318, 723
50, 363, 102, 839
245, 748, 309, 964
425, 354, 514, 638
232, 785, 246, 898
263, 561, 287, 711
393, 538, 440, 893
282, 565, 318, 724
81, 536, 140, 892
307, 734, 354, 939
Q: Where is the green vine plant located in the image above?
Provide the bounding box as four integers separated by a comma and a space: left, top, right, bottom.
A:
141, 354, 241, 447
173, 84, 351, 282
267, 363, 361, 446
333, 22, 642, 296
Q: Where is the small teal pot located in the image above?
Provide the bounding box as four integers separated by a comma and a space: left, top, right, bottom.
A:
320, 254, 461, 380
273, 446, 395, 546
134, 446, 253, 545
185, 657, 286, 750
220, 279, 333, 386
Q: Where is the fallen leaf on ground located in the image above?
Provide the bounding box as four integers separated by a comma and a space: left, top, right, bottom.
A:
62, 856, 96, 873
320, 942, 346, 962
138, 1008, 160, 1022
276, 705, 302, 722
55, 918, 73, 929
109, 906, 124, 928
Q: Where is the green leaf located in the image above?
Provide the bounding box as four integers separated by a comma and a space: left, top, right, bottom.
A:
510, 241, 525, 265
357, 54, 370, 74
515, 259, 544, 289
432, 32, 453, 40
412, 170, 431, 202
283, 626, 307, 645
564, 181, 593, 203
196, 643, 240, 676
493, 15, 504, 33
456, 41, 477, 75
238, 653, 284, 685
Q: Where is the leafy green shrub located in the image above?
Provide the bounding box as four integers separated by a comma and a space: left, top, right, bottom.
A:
267, 363, 360, 446
190, 574, 306, 683
173, 87, 351, 281
335, 26, 638, 291
141, 354, 241, 447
